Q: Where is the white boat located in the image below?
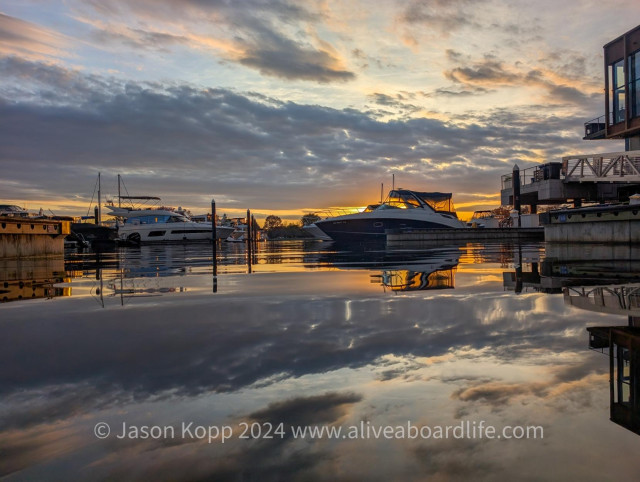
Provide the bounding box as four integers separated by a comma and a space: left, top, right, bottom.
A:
107, 202, 234, 244
0, 204, 32, 218
314, 190, 465, 243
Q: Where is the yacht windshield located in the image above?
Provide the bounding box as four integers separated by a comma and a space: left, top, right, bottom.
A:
383, 190, 422, 209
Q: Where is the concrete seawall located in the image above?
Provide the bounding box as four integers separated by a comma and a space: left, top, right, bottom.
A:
542, 205, 640, 243
0, 218, 71, 258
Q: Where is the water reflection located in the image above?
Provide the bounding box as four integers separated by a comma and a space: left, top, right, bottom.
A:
587, 325, 640, 436
0, 257, 70, 303
546, 245, 640, 438
2, 241, 640, 480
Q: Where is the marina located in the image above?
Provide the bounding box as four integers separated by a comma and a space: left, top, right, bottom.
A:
3, 5, 640, 481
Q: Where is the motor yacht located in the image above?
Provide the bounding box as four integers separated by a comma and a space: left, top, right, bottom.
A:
110, 204, 234, 244
314, 190, 465, 243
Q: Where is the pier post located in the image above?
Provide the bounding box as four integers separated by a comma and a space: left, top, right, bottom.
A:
513, 164, 521, 228
246, 209, 252, 273
211, 199, 217, 293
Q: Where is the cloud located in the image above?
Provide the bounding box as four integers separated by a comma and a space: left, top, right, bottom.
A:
246, 392, 362, 429
236, 23, 355, 82
444, 56, 601, 106
0, 57, 607, 214
72, 0, 355, 83
0, 13, 69, 60
399, 0, 485, 32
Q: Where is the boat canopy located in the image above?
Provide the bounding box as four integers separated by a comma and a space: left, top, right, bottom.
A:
412, 192, 455, 213
118, 196, 161, 200
388, 190, 456, 214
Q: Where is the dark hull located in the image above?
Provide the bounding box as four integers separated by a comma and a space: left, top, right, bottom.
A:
69, 223, 118, 248
315, 217, 455, 244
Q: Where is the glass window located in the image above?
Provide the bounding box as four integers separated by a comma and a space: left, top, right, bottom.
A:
612, 59, 626, 123
385, 191, 420, 209
126, 215, 170, 225
630, 50, 640, 118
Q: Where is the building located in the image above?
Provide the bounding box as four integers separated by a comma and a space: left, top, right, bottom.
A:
585, 24, 640, 150
501, 25, 640, 210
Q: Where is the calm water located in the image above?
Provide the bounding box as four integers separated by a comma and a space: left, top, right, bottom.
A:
2, 241, 640, 481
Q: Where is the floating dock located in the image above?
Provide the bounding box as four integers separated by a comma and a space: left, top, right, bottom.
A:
386, 227, 544, 247
0, 217, 70, 258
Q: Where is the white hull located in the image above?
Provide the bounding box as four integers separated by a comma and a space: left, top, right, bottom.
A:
303, 223, 332, 240
119, 222, 234, 244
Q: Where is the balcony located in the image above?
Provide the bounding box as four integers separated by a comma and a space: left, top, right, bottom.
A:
583, 115, 606, 140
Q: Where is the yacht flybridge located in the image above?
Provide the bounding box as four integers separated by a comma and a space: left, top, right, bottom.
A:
314, 189, 465, 243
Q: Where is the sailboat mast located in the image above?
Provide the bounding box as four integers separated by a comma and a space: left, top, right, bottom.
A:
118, 174, 121, 208
97, 172, 102, 225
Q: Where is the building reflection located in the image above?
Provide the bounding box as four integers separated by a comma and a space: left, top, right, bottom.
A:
557, 261, 640, 436
497, 241, 640, 437
503, 243, 640, 294
0, 258, 70, 303
588, 322, 640, 436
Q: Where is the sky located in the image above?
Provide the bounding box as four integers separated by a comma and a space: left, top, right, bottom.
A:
0, 0, 637, 221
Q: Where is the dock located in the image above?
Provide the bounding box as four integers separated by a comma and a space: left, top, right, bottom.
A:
0, 217, 71, 258
540, 204, 640, 243
386, 227, 544, 247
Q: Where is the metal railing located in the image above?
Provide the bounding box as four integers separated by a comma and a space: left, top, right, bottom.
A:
563, 150, 640, 181
501, 163, 563, 190
584, 114, 607, 138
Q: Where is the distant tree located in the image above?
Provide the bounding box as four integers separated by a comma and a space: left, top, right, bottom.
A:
263, 215, 283, 231
300, 213, 321, 226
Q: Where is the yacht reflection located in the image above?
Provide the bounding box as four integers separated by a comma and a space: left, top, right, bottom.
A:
373, 267, 456, 292
313, 248, 460, 292
0, 258, 70, 303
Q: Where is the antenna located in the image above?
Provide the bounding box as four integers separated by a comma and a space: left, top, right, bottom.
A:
392, 173, 395, 190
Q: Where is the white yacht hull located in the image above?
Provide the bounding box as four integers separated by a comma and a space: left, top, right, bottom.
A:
119, 222, 234, 244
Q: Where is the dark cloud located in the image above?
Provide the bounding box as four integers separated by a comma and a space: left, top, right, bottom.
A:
247, 392, 362, 428
237, 27, 355, 82
444, 56, 601, 106
75, 0, 355, 83
399, 0, 485, 32
413, 439, 500, 478
445, 59, 521, 85
0, 57, 606, 213
428, 86, 492, 97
